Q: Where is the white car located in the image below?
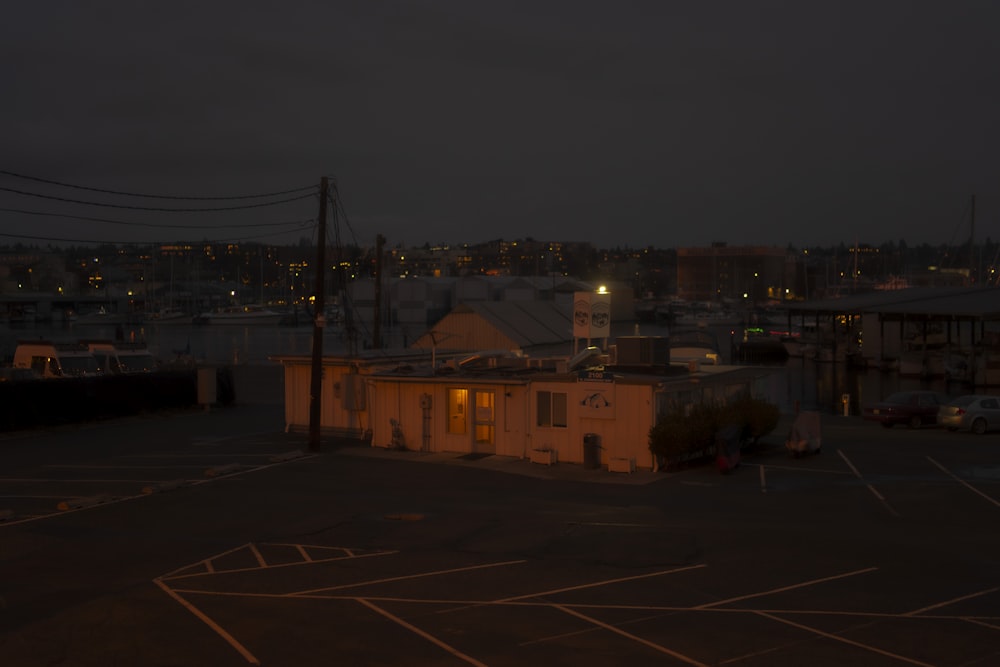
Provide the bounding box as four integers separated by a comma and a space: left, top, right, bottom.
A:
938, 395, 1000, 434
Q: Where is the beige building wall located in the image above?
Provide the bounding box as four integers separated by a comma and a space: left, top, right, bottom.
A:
530, 378, 656, 469
365, 378, 529, 457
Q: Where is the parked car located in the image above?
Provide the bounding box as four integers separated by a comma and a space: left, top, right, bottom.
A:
938, 395, 1000, 434
862, 391, 949, 428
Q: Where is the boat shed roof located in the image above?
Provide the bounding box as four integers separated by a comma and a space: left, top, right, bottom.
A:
411, 301, 573, 353
782, 287, 1000, 320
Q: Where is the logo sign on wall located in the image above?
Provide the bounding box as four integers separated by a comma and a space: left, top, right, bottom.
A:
573, 291, 612, 339
573, 294, 591, 339
590, 293, 611, 338
578, 385, 616, 419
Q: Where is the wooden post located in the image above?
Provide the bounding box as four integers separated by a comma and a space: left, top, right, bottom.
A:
308, 177, 329, 452
373, 233, 385, 349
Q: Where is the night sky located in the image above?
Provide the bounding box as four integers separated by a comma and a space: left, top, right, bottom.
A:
3, 1, 999, 249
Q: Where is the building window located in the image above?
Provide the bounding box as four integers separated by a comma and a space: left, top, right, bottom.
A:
536, 390, 567, 428
448, 388, 468, 434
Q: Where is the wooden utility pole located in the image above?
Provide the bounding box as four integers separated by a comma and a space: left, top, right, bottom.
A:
308, 177, 329, 452
373, 233, 385, 349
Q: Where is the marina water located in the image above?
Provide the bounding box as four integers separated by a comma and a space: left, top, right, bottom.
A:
0, 319, 966, 417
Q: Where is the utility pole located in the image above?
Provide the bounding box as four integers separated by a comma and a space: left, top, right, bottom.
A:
308, 177, 329, 452
373, 233, 385, 349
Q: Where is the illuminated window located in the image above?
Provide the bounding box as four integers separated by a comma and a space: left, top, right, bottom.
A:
536, 390, 568, 428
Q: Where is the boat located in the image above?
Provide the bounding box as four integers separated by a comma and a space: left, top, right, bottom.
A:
668, 327, 722, 365
147, 308, 190, 324
193, 304, 283, 325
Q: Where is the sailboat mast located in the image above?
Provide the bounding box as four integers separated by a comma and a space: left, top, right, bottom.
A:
970, 194, 976, 284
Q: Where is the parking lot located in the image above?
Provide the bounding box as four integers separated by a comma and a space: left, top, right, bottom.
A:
2, 402, 999, 666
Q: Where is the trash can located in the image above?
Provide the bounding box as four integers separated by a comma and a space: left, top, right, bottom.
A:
714, 424, 742, 474
583, 433, 602, 469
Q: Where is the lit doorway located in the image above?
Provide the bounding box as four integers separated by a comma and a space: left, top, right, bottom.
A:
472, 390, 495, 453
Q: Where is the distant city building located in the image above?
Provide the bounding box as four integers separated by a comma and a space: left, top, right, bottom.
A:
676, 243, 797, 303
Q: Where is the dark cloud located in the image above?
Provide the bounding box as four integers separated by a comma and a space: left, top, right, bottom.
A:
3, 1, 999, 249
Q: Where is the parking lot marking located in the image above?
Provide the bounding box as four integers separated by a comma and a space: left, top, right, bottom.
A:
289, 559, 528, 596
161, 545, 397, 582
761, 464, 850, 475
694, 567, 878, 610
496, 563, 707, 603
754, 611, 936, 667
927, 457, 1000, 508
154, 578, 260, 666
903, 586, 999, 616
965, 617, 1000, 631
249, 543, 267, 568
838, 450, 899, 516
554, 604, 709, 667
356, 597, 488, 666
154, 544, 1000, 666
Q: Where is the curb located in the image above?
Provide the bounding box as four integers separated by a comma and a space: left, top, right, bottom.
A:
141, 479, 191, 495
57, 494, 114, 511
205, 463, 244, 477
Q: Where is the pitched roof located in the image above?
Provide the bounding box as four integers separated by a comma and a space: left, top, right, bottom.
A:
411, 301, 572, 352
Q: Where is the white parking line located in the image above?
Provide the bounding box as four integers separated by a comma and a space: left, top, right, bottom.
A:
356, 598, 489, 666
695, 567, 878, 609
903, 586, 999, 616
154, 578, 260, 666
290, 559, 528, 596
555, 604, 709, 667
496, 563, 707, 603
838, 450, 898, 516
754, 611, 936, 667
927, 457, 1000, 508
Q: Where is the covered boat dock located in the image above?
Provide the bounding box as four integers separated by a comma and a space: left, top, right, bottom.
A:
779, 286, 1000, 383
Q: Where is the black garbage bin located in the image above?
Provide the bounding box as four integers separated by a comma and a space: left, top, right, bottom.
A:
583, 433, 602, 469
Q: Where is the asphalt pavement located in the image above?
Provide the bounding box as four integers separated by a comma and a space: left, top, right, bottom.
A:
2, 362, 999, 666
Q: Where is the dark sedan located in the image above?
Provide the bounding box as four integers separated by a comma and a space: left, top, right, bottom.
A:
862, 390, 950, 428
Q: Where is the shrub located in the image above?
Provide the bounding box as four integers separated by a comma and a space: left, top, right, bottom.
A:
649, 395, 780, 468
729, 394, 780, 444
648, 401, 725, 464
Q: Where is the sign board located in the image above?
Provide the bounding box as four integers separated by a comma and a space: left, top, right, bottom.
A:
573, 291, 612, 339
577, 370, 614, 383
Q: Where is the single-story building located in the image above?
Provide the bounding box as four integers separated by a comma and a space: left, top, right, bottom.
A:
272, 341, 774, 471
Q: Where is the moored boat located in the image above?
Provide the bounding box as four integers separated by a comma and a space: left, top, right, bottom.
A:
193, 304, 283, 325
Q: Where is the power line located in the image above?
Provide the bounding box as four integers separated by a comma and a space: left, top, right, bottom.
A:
0, 185, 316, 212
0, 207, 314, 230
0, 169, 317, 200
0, 225, 315, 246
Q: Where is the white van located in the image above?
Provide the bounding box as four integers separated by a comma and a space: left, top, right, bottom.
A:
13, 341, 101, 379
